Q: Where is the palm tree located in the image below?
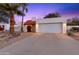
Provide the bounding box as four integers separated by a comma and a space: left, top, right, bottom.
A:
0, 3, 24, 33
21, 3, 28, 32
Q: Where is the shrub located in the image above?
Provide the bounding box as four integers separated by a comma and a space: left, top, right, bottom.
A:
70, 27, 79, 32
67, 30, 73, 36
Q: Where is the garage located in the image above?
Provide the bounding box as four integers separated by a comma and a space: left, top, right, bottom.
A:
36, 17, 67, 33
38, 23, 62, 33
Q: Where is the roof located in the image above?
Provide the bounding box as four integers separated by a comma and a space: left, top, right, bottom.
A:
36, 17, 67, 23
24, 20, 36, 25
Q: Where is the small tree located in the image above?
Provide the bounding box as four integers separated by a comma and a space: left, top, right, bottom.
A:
21, 3, 28, 32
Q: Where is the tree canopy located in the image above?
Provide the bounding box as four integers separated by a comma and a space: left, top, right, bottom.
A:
0, 3, 26, 23
44, 12, 60, 18
0, 3, 25, 16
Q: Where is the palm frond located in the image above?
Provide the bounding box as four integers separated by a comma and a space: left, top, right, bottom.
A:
16, 10, 25, 16
0, 3, 27, 16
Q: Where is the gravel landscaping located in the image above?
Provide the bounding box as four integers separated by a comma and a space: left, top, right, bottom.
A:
0, 32, 34, 49
69, 32, 79, 41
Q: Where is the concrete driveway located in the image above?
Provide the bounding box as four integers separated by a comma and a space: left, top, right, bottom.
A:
0, 33, 79, 55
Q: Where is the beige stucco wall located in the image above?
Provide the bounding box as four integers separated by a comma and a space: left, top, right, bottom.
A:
62, 23, 67, 33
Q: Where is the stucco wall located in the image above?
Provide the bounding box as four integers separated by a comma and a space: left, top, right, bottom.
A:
67, 26, 79, 30
62, 23, 67, 33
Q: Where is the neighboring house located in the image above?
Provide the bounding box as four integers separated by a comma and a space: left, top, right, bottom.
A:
67, 26, 79, 31
0, 22, 21, 32
24, 17, 67, 33
0, 22, 10, 31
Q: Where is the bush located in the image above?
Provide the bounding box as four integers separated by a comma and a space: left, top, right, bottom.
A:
67, 30, 73, 36
70, 27, 79, 32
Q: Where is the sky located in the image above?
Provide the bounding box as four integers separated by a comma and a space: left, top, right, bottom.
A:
15, 3, 79, 24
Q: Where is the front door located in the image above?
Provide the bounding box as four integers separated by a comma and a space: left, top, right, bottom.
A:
27, 26, 32, 32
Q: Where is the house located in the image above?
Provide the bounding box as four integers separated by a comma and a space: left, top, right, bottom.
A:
0, 22, 10, 31
36, 17, 67, 33
0, 17, 67, 33
24, 17, 67, 33
0, 22, 21, 32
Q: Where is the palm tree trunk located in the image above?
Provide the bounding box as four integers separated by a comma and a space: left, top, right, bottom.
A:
21, 7, 25, 32
21, 16, 24, 32
10, 15, 14, 33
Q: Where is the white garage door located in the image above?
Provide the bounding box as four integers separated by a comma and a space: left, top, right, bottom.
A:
38, 23, 62, 33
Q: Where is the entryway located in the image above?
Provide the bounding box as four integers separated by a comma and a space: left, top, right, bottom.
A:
24, 20, 36, 32
27, 26, 32, 32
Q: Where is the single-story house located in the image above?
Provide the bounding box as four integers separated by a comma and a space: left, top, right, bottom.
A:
0, 23, 21, 32
0, 17, 67, 33
24, 17, 67, 33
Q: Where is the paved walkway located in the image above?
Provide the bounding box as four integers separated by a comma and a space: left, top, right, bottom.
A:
0, 33, 79, 55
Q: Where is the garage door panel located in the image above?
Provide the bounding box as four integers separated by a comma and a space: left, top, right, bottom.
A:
38, 23, 62, 33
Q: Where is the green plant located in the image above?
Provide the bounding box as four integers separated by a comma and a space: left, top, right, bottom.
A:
70, 27, 79, 32
21, 3, 28, 32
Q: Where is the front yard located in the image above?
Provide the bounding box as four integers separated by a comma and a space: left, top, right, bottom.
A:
0, 32, 34, 48
69, 32, 79, 41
